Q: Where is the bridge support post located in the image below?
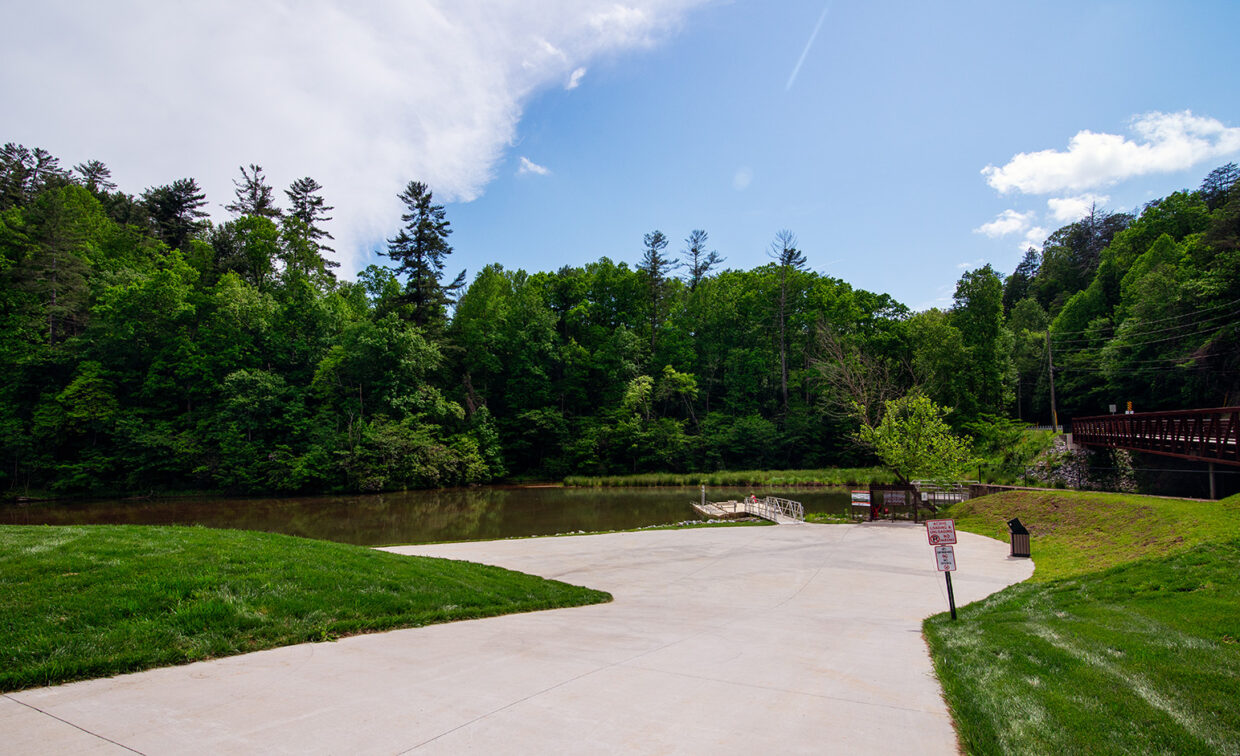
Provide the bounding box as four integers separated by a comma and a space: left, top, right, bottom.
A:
1209, 462, 1217, 500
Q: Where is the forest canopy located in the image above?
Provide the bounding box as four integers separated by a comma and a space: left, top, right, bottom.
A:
1, 143, 1237, 496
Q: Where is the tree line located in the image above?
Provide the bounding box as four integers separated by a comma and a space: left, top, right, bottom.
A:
0, 142, 1236, 495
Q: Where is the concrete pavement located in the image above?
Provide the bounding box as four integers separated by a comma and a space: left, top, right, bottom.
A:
4, 522, 1032, 754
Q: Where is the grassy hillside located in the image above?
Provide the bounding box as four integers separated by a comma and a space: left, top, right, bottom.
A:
0, 525, 610, 692
948, 489, 1240, 580
925, 491, 1240, 755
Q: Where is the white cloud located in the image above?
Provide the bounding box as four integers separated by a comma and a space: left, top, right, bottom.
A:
1047, 193, 1110, 223
981, 110, 1240, 195
566, 67, 587, 90
732, 167, 752, 190
517, 156, 551, 176
1022, 225, 1049, 250
0, 1, 710, 273
974, 209, 1036, 238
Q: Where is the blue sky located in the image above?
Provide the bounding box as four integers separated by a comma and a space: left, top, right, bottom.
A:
448, 1, 1240, 309
4, 1, 1239, 310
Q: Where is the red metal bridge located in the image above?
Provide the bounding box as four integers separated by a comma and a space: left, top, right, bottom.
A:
1072, 406, 1240, 466
1071, 406, 1240, 497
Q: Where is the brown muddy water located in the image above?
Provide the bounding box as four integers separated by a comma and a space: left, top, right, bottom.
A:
0, 486, 853, 546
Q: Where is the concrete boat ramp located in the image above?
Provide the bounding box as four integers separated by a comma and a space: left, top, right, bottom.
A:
3, 523, 1032, 754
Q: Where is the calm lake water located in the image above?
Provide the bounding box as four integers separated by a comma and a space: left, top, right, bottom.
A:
0, 486, 853, 546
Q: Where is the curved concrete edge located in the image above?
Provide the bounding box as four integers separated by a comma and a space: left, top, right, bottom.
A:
8, 522, 1032, 755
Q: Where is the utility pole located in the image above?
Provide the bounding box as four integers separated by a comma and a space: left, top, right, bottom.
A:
1046, 331, 1059, 433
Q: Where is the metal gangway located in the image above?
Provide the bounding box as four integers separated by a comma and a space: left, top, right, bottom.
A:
692, 493, 805, 524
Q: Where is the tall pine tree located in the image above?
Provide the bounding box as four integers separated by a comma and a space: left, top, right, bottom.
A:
142, 178, 208, 250
683, 229, 722, 290
770, 229, 806, 414
639, 229, 678, 357
384, 180, 464, 330
226, 164, 280, 218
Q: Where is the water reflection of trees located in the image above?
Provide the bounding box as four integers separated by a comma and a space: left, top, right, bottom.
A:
0, 486, 851, 545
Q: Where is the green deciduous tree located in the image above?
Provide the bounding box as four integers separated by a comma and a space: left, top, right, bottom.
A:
951, 264, 1010, 421
858, 393, 972, 484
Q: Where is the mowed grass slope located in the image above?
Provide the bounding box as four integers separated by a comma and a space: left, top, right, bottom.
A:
925, 491, 1240, 755
0, 525, 611, 692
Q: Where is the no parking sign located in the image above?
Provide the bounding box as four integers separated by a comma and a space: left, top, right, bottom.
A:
925, 520, 959, 619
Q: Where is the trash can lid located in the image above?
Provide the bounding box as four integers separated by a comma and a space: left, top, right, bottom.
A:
1007, 517, 1029, 535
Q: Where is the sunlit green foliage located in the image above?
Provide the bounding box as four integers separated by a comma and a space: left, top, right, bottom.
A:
0, 145, 1236, 495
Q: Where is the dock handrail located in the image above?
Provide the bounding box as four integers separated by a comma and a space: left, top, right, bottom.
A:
744, 496, 804, 523
691, 495, 805, 523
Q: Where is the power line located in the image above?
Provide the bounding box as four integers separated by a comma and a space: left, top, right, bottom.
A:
1051, 307, 1238, 347
1052, 320, 1237, 355
1046, 296, 1240, 337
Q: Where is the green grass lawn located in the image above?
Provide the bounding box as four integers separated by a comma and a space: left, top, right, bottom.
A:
0, 524, 611, 692
562, 467, 893, 487
925, 491, 1240, 755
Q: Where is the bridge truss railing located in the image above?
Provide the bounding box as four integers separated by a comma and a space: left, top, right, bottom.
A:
1072, 406, 1240, 467
747, 496, 804, 522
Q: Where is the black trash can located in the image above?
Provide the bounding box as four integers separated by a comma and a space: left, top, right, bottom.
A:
1007, 517, 1031, 558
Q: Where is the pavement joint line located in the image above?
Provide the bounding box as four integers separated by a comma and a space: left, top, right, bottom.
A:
618, 663, 945, 716
4, 693, 146, 755
398, 628, 699, 753
396, 564, 818, 754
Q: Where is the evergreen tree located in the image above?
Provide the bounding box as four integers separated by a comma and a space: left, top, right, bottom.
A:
142, 178, 208, 250
1003, 247, 1039, 313
226, 164, 280, 218
0, 143, 70, 210
384, 180, 464, 330
1200, 162, 1239, 211
284, 176, 335, 255
770, 229, 806, 414
638, 229, 678, 356
682, 229, 722, 290
13, 186, 100, 346
73, 160, 117, 194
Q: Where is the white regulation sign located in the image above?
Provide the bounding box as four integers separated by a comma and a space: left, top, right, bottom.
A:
934, 545, 957, 572
925, 519, 957, 546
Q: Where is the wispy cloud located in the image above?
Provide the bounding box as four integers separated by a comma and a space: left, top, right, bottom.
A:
517, 156, 551, 176
785, 2, 831, 91
982, 110, 1240, 194
1022, 225, 1049, 250
0, 1, 712, 274
1047, 193, 1109, 223
974, 209, 1036, 238
566, 66, 587, 90
974, 209, 1048, 251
